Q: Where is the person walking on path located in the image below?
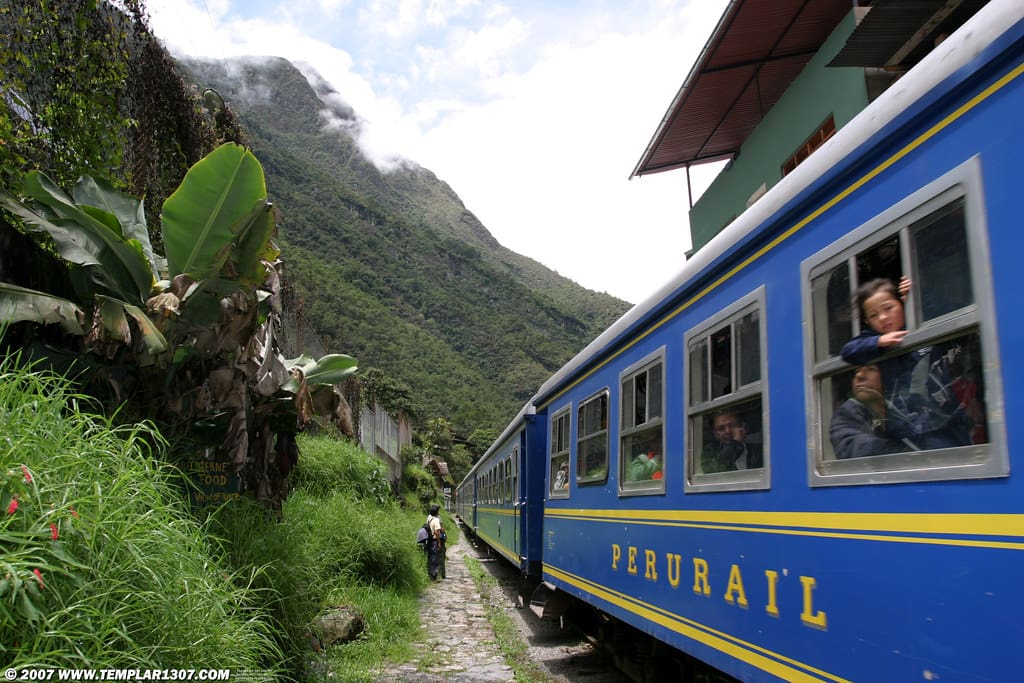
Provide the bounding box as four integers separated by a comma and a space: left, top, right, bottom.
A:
425, 504, 446, 581
376, 526, 514, 683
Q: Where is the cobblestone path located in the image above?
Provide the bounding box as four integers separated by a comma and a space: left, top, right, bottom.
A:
374, 532, 515, 683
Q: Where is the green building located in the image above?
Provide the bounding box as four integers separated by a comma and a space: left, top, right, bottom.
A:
632, 0, 988, 254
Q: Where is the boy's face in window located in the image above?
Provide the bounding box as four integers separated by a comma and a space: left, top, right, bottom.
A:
863, 290, 905, 334
713, 413, 745, 443
852, 365, 883, 402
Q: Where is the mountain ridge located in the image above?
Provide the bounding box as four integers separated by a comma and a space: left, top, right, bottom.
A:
180, 56, 630, 434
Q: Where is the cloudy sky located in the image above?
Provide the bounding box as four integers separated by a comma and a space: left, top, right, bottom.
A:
146, 0, 728, 304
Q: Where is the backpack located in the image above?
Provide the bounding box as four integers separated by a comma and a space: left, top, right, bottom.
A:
416, 520, 447, 546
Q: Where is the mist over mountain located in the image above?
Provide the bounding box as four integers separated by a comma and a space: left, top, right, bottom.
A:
181, 56, 630, 435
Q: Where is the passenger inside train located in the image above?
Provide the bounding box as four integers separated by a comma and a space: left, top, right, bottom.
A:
699, 407, 764, 473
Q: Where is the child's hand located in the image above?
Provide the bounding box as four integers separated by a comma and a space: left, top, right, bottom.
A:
898, 276, 912, 299
878, 330, 908, 347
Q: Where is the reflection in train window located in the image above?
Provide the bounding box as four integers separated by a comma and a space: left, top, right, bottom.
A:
549, 407, 571, 498
619, 350, 665, 495
826, 332, 988, 460
805, 161, 1005, 485
576, 390, 609, 485
685, 287, 768, 492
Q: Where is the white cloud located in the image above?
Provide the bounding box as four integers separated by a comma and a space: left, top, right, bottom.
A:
400, 3, 728, 301
146, 0, 730, 302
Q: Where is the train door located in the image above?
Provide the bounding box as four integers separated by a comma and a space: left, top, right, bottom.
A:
472, 473, 478, 532
511, 446, 520, 557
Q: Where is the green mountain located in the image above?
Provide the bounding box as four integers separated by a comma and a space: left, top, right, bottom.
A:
180, 56, 630, 435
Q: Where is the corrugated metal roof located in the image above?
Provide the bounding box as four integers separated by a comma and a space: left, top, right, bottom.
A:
631, 0, 855, 178
828, 0, 989, 68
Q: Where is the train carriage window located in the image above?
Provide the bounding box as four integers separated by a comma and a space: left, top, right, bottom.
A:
577, 390, 609, 485
685, 287, 769, 492
549, 407, 571, 498
505, 457, 513, 503
803, 158, 1006, 486
912, 200, 973, 321
619, 350, 665, 496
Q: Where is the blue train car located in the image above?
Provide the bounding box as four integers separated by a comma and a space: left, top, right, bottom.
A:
455, 403, 545, 574
531, 3, 1024, 681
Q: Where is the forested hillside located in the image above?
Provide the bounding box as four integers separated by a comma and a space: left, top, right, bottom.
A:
182, 57, 630, 434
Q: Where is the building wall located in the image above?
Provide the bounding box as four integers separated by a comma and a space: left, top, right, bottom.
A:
689, 8, 869, 251
359, 401, 410, 484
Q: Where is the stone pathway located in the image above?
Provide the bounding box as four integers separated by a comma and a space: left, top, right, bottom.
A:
374, 531, 515, 683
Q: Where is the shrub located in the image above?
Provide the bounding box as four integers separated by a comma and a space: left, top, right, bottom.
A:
289, 435, 390, 503
402, 463, 438, 509
208, 435, 429, 677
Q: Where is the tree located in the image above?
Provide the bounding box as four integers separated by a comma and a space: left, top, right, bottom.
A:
0, 143, 355, 507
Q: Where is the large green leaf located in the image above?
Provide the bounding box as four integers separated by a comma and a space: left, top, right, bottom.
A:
95, 295, 168, 354
227, 202, 279, 288
283, 354, 358, 392
161, 143, 268, 280
74, 176, 159, 281
3, 174, 153, 303
0, 282, 84, 334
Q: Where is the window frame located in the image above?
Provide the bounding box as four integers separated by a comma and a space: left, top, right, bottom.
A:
801, 156, 1006, 486
511, 446, 519, 505
548, 405, 572, 498
618, 348, 666, 497
576, 389, 610, 485
684, 287, 770, 492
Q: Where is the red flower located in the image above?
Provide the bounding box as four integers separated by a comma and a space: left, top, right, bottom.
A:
50, 523, 58, 541
69, 506, 79, 519
6, 497, 17, 515
32, 568, 44, 588
20, 465, 32, 483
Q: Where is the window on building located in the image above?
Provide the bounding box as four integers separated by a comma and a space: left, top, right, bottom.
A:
686, 288, 768, 491
782, 115, 836, 176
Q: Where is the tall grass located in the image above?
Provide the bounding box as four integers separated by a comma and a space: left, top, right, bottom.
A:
0, 358, 280, 669
1, 355, 439, 679
210, 434, 431, 681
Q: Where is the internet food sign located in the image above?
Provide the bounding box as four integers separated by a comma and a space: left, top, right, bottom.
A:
187, 457, 240, 506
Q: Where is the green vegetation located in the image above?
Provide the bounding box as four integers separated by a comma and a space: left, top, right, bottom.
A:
180, 57, 630, 440
0, 357, 279, 668
0, 144, 356, 508
204, 434, 437, 681
1, 358, 442, 679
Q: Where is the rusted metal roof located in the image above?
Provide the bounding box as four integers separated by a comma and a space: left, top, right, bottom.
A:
631, 0, 856, 178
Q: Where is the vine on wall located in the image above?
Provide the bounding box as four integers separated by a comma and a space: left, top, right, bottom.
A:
0, 0, 247, 234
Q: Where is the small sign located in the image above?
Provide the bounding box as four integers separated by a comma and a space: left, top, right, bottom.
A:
187, 457, 241, 506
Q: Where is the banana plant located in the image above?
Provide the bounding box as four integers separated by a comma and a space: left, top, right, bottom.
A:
0, 143, 356, 506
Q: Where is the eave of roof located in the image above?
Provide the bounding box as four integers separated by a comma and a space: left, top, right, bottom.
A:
828, 0, 989, 69
631, 0, 855, 178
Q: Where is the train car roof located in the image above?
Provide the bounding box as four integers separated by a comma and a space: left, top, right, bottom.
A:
457, 401, 535, 488
535, 0, 1024, 408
